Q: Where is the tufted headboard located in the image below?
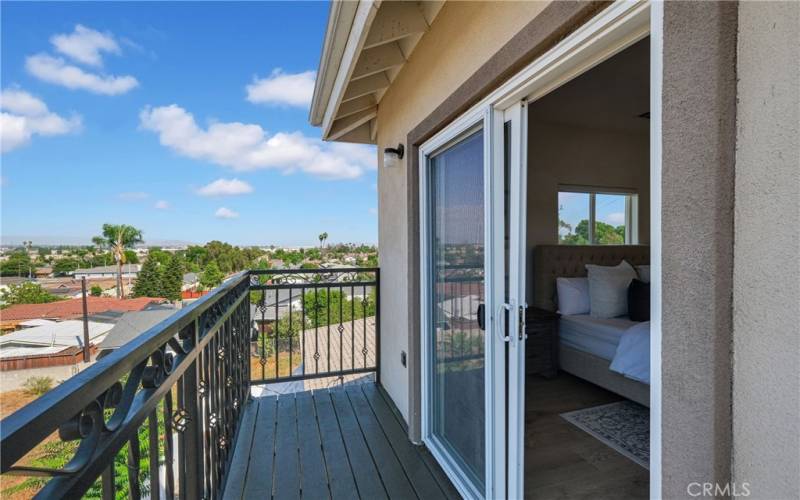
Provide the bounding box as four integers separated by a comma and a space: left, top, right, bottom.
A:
532, 245, 650, 312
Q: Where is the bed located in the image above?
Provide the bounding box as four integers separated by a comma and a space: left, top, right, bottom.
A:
532, 244, 650, 407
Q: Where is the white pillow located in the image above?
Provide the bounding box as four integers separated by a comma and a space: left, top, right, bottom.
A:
585, 260, 638, 318
637, 265, 651, 283
556, 277, 590, 315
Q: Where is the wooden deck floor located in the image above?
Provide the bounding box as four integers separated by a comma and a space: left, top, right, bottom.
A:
223, 383, 460, 500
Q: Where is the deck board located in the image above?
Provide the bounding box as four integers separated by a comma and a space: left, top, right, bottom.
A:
295, 392, 329, 500
242, 397, 277, 499
223, 383, 459, 499
314, 389, 359, 500
346, 386, 417, 499
359, 384, 454, 500
273, 395, 301, 500
222, 398, 258, 500
329, 389, 388, 499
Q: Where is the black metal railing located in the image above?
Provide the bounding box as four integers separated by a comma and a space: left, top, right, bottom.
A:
248, 267, 380, 386
0, 267, 381, 499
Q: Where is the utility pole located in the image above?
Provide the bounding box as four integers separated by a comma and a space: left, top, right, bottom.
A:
81, 277, 90, 363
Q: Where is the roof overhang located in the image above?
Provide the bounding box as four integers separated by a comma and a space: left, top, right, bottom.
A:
309, 1, 444, 144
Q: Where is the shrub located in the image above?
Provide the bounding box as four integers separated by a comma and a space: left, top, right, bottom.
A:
23, 376, 54, 396
90, 285, 103, 297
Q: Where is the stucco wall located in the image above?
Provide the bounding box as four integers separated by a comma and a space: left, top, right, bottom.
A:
375, 0, 550, 423
526, 120, 650, 299
661, 2, 738, 497
732, 2, 800, 498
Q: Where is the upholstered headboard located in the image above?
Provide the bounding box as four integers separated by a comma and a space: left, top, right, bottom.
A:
532, 245, 650, 312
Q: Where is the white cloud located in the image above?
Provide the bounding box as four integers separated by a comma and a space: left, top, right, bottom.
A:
0, 88, 82, 153
246, 69, 315, 107
139, 104, 375, 180
368, 207, 378, 216
26, 53, 138, 95
118, 191, 149, 201
215, 207, 239, 219
605, 212, 626, 225
154, 200, 170, 209
197, 178, 254, 197
50, 25, 120, 67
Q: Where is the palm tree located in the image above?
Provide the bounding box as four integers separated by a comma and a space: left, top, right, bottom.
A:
23, 241, 33, 278
318, 232, 328, 253
95, 224, 143, 298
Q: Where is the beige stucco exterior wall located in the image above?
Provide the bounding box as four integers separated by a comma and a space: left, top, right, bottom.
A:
375, 0, 551, 422
661, 2, 738, 497
732, 2, 800, 498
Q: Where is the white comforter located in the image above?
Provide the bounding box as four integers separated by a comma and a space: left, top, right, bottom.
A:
609, 321, 651, 384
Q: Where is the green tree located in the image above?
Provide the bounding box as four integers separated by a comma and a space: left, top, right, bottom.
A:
124, 249, 140, 264
53, 258, 82, 276
94, 224, 144, 298
161, 254, 185, 302
132, 257, 163, 298
199, 261, 224, 289
0, 251, 33, 277
559, 219, 625, 245
1, 282, 63, 307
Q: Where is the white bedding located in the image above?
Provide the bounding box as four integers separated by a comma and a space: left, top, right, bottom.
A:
610, 321, 651, 384
559, 314, 651, 384
559, 314, 639, 361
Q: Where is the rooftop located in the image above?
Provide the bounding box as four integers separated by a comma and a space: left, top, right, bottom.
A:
0, 296, 165, 322
72, 264, 141, 274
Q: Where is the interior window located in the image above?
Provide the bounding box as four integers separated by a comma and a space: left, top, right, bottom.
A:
558, 189, 638, 245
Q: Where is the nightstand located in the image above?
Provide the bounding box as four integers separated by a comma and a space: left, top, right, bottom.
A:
525, 307, 560, 378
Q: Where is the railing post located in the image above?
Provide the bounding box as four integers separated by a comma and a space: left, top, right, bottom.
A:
182, 319, 204, 499
375, 268, 381, 386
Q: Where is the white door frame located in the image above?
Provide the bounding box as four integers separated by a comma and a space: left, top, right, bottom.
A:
419, 108, 499, 500
419, 1, 659, 497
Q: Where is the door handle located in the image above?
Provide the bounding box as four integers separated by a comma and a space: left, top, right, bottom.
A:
477, 303, 486, 330
497, 302, 513, 343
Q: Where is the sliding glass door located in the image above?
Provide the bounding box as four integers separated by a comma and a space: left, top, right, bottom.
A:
426, 127, 487, 495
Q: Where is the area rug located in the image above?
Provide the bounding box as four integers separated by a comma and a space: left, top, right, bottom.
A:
561, 400, 649, 469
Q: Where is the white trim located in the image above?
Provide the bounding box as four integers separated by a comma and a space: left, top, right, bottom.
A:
320, 1, 379, 139
649, 2, 663, 498
419, 114, 492, 500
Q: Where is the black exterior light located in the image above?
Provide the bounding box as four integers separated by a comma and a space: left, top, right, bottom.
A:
383, 143, 405, 168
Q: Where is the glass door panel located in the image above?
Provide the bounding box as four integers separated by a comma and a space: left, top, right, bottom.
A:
428, 128, 486, 493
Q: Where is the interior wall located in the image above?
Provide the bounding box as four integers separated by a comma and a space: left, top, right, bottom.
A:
660, 2, 738, 497
732, 1, 800, 498
526, 119, 649, 299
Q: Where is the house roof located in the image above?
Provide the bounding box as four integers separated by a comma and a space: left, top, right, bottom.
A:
96, 307, 178, 353
0, 320, 112, 349
73, 264, 140, 274
183, 272, 199, 284
0, 297, 165, 322
18, 319, 57, 327
309, 1, 444, 144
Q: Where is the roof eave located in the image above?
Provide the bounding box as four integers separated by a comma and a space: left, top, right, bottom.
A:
309, 1, 362, 127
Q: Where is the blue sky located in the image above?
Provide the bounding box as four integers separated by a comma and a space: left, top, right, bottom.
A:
1, 1, 378, 247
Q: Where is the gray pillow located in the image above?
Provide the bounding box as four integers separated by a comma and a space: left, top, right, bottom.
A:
586, 260, 638, 318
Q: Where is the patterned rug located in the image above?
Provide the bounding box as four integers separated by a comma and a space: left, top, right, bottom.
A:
561, 400, 649, 469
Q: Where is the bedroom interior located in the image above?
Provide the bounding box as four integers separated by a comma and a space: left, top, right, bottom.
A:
523, 37, 651, 498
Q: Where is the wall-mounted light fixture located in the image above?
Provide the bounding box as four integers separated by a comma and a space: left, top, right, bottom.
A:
383, 143, 405, 168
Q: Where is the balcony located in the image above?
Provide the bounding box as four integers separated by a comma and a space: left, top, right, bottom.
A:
0, 268, 457, 499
